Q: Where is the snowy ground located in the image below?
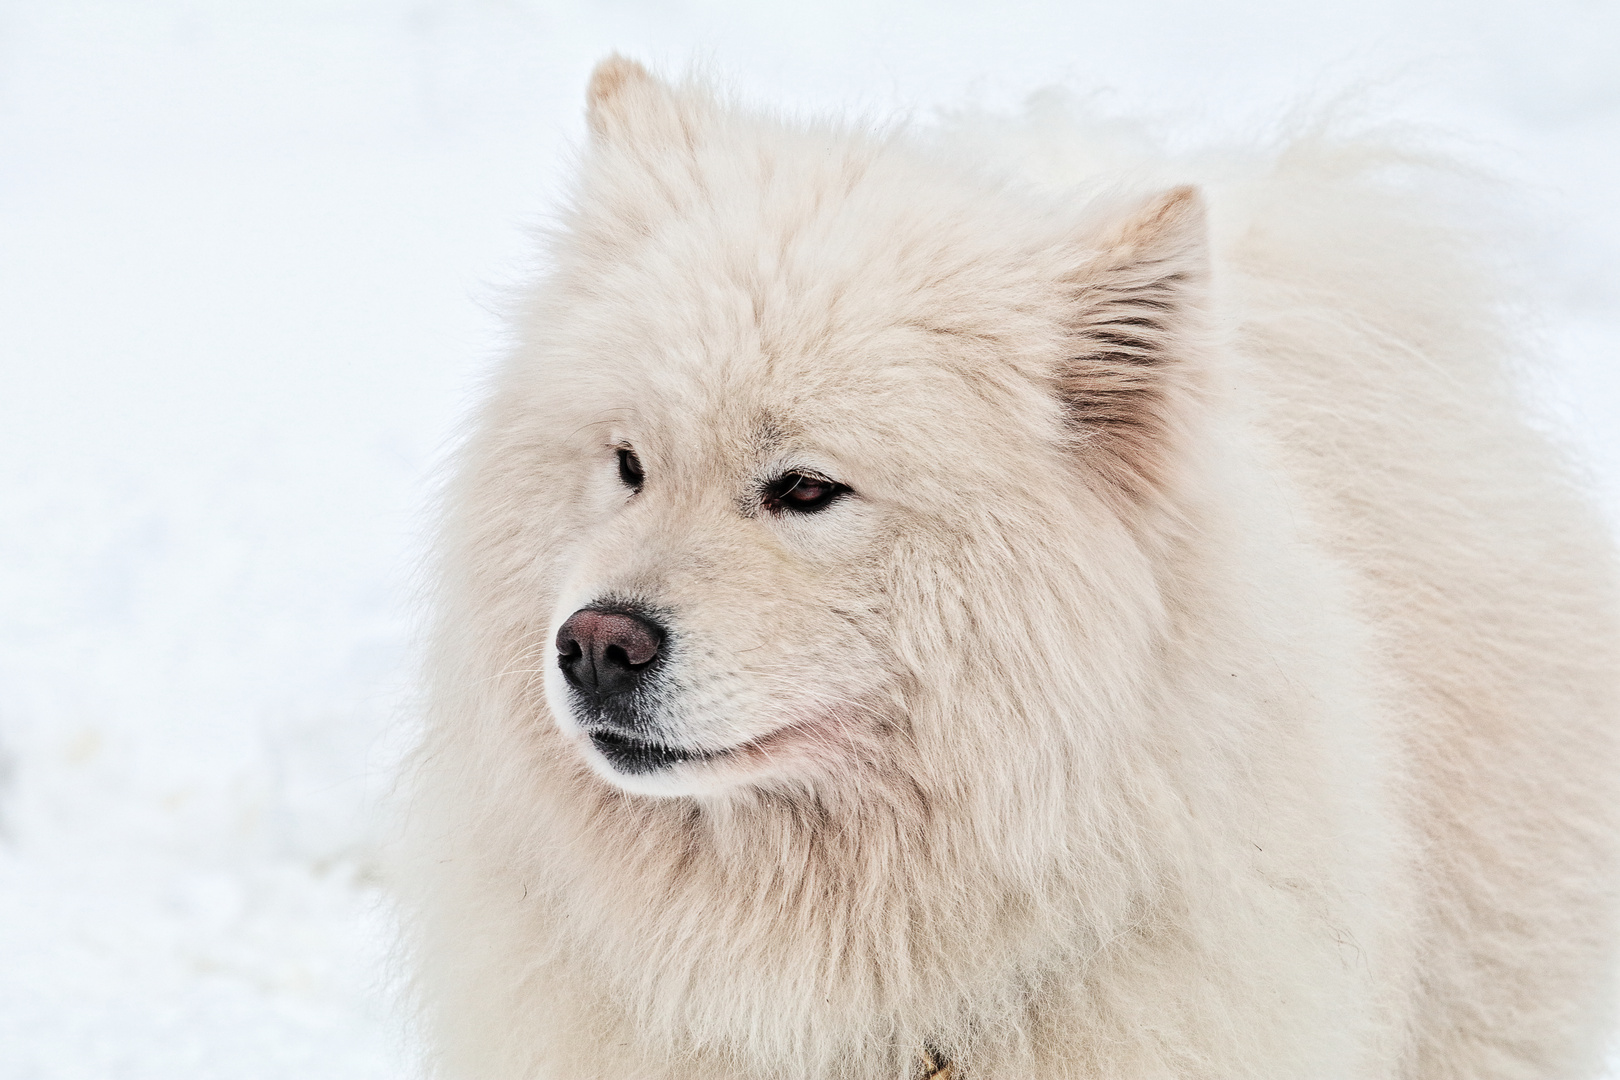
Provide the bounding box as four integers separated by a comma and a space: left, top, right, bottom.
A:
0, 2, 1616, 1076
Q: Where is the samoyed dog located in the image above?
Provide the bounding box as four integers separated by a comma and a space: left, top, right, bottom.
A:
402, 58, 1619, 1079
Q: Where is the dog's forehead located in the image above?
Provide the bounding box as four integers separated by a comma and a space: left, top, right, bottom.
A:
546, 134, 1074, 466
602, 312, 1037, 461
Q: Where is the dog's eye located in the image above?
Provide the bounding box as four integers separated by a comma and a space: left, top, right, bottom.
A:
763, 471, 849, 515
617, 447, 644, 491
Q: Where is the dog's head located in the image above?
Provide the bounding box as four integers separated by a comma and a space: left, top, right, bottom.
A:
462, 59, 1207, 799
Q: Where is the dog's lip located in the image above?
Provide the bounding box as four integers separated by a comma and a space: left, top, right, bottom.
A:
582, 713, 852, 784
586, 728, 716, 774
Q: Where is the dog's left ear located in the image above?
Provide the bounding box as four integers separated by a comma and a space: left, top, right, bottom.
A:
1058, 185, 1208, 501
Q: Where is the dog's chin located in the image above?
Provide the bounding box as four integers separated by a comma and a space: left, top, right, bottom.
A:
545, 673, 865, 797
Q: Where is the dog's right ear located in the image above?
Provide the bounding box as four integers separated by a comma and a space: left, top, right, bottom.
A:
585, 55, 695, 151
574, 57, 722, 245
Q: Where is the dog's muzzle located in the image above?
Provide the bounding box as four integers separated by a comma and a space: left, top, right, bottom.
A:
556, 605, 703, 774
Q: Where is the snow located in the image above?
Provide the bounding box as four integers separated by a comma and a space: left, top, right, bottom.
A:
0, 2, 1615, 1075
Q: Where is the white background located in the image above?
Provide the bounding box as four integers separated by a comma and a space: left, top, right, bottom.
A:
1, 2, 1616, 1076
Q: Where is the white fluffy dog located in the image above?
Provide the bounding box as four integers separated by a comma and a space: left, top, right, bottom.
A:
401, 58, 1620, 1079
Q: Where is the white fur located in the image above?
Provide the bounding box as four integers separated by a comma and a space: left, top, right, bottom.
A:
399, 59, 1620, 1079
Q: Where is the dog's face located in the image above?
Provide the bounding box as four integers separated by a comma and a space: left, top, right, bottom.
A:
536, 300, 1084, 795
488, 61, 1205, 799
541, 369, 914, 796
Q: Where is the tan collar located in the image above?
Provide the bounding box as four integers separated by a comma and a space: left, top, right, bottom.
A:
919, 1047, 954, 1079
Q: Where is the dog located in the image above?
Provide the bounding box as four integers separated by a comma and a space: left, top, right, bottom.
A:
399, 57, 1620, 1079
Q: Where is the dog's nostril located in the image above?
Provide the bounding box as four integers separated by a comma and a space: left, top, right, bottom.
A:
555, 607, 666, 699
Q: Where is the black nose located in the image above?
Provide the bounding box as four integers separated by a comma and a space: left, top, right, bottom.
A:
555, 607, 665, 700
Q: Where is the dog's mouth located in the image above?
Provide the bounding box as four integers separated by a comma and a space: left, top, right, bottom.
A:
587, 728, 714, 774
